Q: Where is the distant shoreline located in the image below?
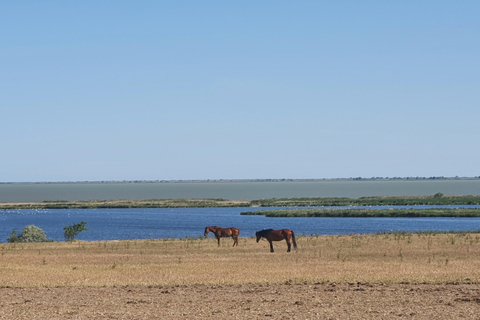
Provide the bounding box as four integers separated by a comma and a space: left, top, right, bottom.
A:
2, 176, 480, 184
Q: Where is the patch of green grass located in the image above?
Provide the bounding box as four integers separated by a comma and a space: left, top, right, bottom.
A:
2, 194, 480, 209
242, 208, 480, 218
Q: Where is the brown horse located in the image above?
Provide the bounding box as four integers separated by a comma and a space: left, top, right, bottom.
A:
256, 229, 297, 253
204, 226, 240, 247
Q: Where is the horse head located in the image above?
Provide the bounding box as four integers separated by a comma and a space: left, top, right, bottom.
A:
204, 226, 215, 236
256, 229, 273, 242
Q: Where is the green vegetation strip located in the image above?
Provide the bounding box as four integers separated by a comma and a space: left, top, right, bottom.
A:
251, 194, 480, 207
241, 208, 480, 218
1, 194, 480, 209
0, 199, 250, 209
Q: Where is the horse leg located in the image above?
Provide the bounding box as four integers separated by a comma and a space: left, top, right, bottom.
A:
216, 236, 221, 247
269, 240, 274, 253
286, 236, 291, 252
232, 236, 238, 247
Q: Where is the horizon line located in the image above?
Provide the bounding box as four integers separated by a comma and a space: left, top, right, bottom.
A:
2, 176, 480, 184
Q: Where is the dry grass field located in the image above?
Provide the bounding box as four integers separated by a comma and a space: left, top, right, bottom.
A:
2, 233, 480, 319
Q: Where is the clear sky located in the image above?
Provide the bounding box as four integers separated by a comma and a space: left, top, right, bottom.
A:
1, 1, 479, 182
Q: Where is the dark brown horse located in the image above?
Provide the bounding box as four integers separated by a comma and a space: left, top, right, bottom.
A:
256, 229, 297, 252
204, 226, 240, 247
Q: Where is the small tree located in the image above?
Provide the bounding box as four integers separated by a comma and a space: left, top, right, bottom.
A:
64, 222, 88, 241
7, 228, 20, 243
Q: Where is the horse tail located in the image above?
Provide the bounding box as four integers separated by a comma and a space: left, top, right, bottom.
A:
291, 231, 297, 249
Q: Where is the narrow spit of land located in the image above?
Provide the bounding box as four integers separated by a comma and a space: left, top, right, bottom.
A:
3, 195, 480, 219
2, 194, 480, 210
242, 208, 480, 218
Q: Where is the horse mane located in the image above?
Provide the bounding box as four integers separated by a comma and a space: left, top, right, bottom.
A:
257, 229, 273, 236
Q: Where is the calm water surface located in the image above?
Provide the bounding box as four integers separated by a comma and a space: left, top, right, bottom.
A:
2, 206, 480, 242
2, 180, 480, 242
1, 180, 480, 202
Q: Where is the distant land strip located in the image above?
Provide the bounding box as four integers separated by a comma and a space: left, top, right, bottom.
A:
0, 199, 250, 210
1, 176, 480, 184
241, 208, 480, 218
2, 194, 480, 210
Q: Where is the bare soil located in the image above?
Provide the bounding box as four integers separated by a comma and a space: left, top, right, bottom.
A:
3, 234, 480, 318
1, 282, 480, 319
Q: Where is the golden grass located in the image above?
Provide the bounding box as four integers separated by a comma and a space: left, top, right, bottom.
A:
1, 233, 480, 287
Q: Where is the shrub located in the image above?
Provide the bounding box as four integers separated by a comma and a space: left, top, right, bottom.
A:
7, 225, 50, 243
20, 225, 49, 242
64, 222, 88, 241
7, 228, 20, 243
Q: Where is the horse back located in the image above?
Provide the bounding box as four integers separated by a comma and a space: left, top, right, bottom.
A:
230, 227, 240, 237
264, 229, 287, 241
214, 227, 235, 237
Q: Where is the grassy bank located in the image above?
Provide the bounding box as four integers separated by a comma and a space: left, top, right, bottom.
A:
250, 194, 480, 207
0, 199, 250, 209
1, 233, 480, 287
2, 194, 480, 209
241, 208, 480, 218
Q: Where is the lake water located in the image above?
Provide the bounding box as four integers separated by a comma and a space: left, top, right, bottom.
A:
2, 180, 480, 242
1, 179, 480, 202
2, 206, 480, 243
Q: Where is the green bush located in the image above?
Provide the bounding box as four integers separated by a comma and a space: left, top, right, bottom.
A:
7, 228, 20, 243
7, 225, 50, 243
64, 222, 88, 241
20, 225, 49, 242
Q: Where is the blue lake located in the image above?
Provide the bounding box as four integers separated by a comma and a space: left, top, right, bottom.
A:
2, 206, 480, 242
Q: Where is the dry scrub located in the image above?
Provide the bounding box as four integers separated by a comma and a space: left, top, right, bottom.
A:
2, 233, 480, 319
2, 233, 480, 287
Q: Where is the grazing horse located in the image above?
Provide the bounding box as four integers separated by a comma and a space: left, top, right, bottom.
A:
204, 226, 240, 247
256, 229, 297, 253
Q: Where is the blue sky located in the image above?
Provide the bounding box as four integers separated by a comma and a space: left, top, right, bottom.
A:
1, 1, 479, 182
